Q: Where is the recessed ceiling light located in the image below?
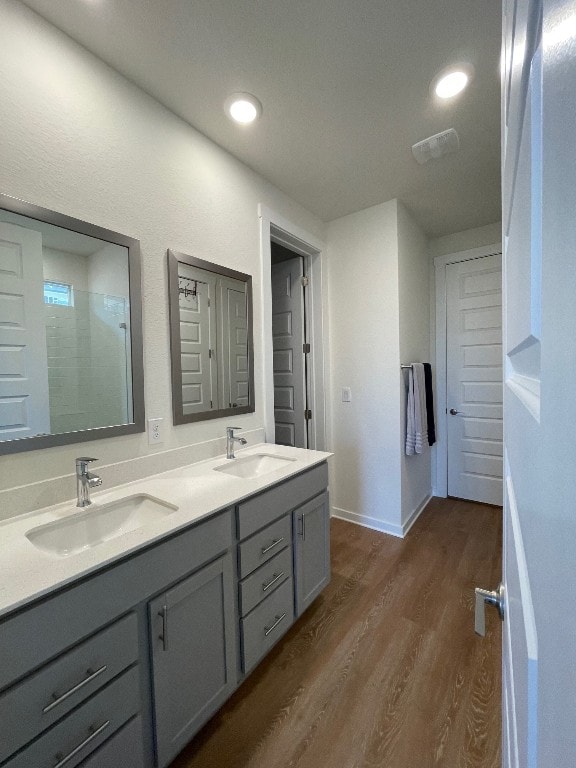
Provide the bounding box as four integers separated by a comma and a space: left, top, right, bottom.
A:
432, 64, 474, 100
224, 93, 262, 125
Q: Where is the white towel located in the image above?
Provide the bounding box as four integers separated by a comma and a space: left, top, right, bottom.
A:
405, 363, 428, 455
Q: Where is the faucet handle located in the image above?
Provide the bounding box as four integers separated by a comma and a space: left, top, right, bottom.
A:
76, 457, 98, 469
226, 426, 242, 436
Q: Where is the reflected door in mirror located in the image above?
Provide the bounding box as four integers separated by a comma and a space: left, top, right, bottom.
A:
168, 250, 254, 425
0, 222, 50, 440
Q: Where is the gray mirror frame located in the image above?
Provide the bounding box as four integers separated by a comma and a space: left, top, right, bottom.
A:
0, 193, 145, 455
167, 249, 255, 425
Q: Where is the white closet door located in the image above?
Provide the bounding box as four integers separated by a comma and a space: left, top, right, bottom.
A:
446, 253, 503, 504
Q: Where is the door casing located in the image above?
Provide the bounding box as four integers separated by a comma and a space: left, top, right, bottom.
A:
259, 205, 329, 451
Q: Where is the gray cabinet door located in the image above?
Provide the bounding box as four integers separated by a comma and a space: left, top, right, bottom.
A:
293, 492, 330, 617
149, 554, 237, 767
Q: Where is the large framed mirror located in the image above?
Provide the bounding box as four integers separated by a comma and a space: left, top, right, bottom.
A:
0, 193, 144, 455
167, 249, 254, 424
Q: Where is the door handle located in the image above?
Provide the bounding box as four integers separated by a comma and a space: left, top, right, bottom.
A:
474, 583, 505, 636
449, 408, 461, 415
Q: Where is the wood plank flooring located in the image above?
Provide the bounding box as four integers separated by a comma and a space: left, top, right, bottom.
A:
169, 497, 502, 768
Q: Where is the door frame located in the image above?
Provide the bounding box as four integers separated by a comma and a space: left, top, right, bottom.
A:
433, 241, 502, 497
259, 204, 329, 450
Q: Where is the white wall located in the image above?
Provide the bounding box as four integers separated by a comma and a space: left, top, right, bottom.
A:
327, 200, 433, 536
428, 221, 502, 259
397, 201, 431, 528
42, 247, 89, 292
0, 1, 326, 518
326, 200, 404, 535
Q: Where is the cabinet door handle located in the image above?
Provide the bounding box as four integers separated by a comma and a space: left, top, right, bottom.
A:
261, 537, 284, 555
42, 665, 107, 714
264, 613, 286, 637
299, 512, 307, 541
53, 720, 110, 768
262, 571, 285, 593
159, 605, 169, 652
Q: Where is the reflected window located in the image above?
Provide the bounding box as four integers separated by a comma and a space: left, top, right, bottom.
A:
44, 280, 73, 307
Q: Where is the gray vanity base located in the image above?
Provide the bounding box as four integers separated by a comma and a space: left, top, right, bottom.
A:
0, 461, 330, 767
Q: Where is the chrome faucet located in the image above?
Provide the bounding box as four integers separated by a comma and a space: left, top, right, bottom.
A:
76, 457, 103, 507
226, 427, 247, 459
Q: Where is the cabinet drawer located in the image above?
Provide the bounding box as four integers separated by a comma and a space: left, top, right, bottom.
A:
238, 515, 291, 579
77, 716, 143, 768
0, 509, 233, 691
241, 578, 294, 673
0, 612, 138, 764
237, 462, 328, 540
239, 547, 293, 617
5, 666, 140, 768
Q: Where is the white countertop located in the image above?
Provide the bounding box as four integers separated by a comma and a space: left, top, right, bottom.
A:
0, 443, 331, 619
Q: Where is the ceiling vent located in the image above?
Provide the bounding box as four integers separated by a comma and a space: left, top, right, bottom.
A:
411, 128, 460, 165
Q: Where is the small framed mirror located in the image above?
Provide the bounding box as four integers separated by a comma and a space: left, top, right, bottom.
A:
167, 249, 254, 424
0, 193, 145, 454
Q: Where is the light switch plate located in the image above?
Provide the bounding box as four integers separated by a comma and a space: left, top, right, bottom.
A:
148, 418, 164, 445
342, 387, 352, 403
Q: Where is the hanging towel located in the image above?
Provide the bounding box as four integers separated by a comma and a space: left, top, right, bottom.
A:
423, 363, 436, 446
405, 363, 428, 455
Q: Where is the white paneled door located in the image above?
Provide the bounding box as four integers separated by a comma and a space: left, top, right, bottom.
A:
499, 0, 576, 765
0, 222, 50, 440
218, 275, 249, 409
446, 254, 503, 505
271, 256, 306, 448
178, 266, 217, 415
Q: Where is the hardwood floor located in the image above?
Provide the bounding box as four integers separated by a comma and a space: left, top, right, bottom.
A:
169, 497, 502, 768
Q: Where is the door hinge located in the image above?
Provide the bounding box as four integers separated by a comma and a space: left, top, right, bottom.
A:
207, 298, 211, 307
301, 275, 309, 287
305, 409, 312, 421
208, 349, 212, 358
303, 343, 311, 354
210, 400, 213, 408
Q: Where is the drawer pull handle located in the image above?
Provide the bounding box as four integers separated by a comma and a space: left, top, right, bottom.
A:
262, 571, 285, 592
43, 665, 108, 714
264, 613, 286, 637
159, 605, 169, 652
53, 720, 110, 768
261, 537, 285, 555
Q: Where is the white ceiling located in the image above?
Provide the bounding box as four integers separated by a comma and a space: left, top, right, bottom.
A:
20, 0, 502, 238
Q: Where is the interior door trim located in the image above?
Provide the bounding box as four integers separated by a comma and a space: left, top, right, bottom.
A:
433, 242, 502, 497
259, 204, 328, 451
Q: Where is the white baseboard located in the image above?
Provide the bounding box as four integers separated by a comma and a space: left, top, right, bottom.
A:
330, 506, 404, 538
331, 493, 432, 539
401, 493, 432, 536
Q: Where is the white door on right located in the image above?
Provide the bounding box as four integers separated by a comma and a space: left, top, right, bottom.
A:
500, 0, 576, 765
446, 253, 503, 505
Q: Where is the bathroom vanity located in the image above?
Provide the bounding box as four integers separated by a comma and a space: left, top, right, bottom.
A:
0, 446, 330, 767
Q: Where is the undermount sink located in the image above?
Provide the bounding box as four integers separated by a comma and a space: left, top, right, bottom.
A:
26, 494, 178, 558
214, 453, 297, 480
